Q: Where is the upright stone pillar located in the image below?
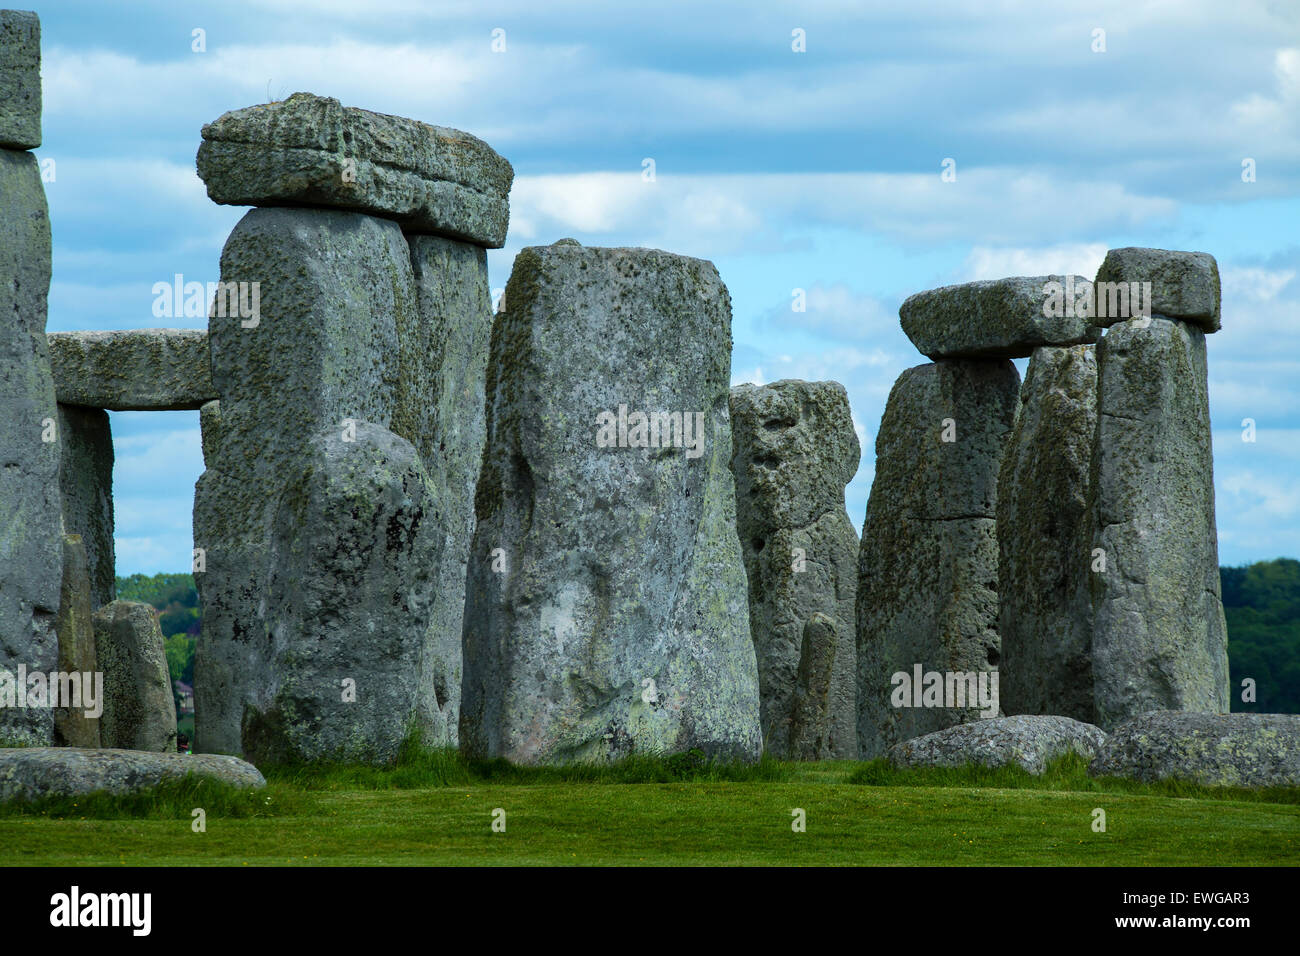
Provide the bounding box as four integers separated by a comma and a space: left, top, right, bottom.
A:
53, 534, 100, 748
856, 360, 1019, 758
461, 241, 762, 764
192, 94, 511, 761
997, 345, 1098, 721
730, 380, 860, 759
94, 599, 177, 753
56, 404, 114, 610
0, 10, 60, 747
1087, 248, 1229, 728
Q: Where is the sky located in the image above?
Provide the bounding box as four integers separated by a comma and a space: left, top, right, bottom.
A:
27, 0, 1300, 573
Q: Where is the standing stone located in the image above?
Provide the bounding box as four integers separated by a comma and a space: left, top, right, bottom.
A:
998, 345, 1097, 721
1088, 316, 1229, 727
856, 360, 1019, 758
244, 422, 444, 765
0, 143, 59, 748
193, 206, 426, 758
53, 534, 100, 748
1093, 247, 1221, 332
0, 10, 40, 150
94, 600, 177, 753
461, 241, 761, 764
56, 404, 114, 610
395, 235, 494, 746
730, 380, 860, 759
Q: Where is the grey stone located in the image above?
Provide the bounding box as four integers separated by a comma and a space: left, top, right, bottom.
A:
0, 11, 40, 149
856, 359, 1020, 758
199, 399, 221, 467
889, 715, 1107, 775
53, 534, 100, 749
193, 207, 423, 757
1093, 247, 1221, 332
899, 275, 1099, 360
730, 379, 860, 759
93, 600, 177, 753
56, 404, 114, 609
197, 92, 513, 247
394, 235, 494, 746
1088, 317, 1229, 729
47, 329, 215, 410
1090, 712, 1300, 788
0, 748, 265, 803
0, 147, 58, 748
461, 241, 761, 764
241, 422, 446, 765
998, 345, 1097, 722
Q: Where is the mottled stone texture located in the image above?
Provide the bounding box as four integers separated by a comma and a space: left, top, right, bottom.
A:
47, 329, 215, 410
53, 535, 100, 748
0, 748, 265, 803
899, 275, 1099, 360
197, 93, 513, 247
1087, 317, 1229, 729
1090, 712, 1300, 788
396, 235, 494, 746
244, 422, 444, 765
0, 147, 59, 747
998, 345, 1097, 722
93, 600, 177, 753
1093, 248, 1221, 332
889, 715, 1107, 775
56, 403, 114, 610
193, 206, 426, 758
856, 359, 1020, 759
0, 11, 40, 149
461, 241, 761, 764
730, 380, 860, 759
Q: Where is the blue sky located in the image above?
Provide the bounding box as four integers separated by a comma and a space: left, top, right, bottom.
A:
29, 0, 1299, 573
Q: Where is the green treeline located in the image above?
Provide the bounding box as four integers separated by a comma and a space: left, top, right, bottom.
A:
114, 557, 1300, 716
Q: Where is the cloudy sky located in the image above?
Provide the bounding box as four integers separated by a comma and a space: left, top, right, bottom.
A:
31, 0, 1299, 573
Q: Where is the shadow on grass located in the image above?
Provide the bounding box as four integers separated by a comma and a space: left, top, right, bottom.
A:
0, 775, 314, 821
850, 752, 1300, 805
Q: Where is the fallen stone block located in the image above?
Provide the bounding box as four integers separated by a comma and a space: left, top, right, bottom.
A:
0, 748, 265, 802
1089, 712, 1300, 788
47, 329, 215, 411
197, 92, 513, 247
888, 715, 1107, 775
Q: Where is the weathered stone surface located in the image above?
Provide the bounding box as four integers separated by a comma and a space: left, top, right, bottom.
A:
889, 715, 1107, 775
193, 207, 434, 758
730, 379, 860, 759
47, 329, 215, 411
1093, 247, 1221, 332
856, 360, 1020, 758
53, 535, 100, 748
197, 92, 513, 247
998, 345, 1097, 722
240, 422, 444, 765
393, 235, 494, 746
899, 275, 1099, 360
199, 399, 221, 467
1090, 712, 1300, 788
1088, 317, 1229, 729
0, 748, 265, 802
93, 600, 177, 753
0, 147, 59, 747
0, 11, 40, 149
56, 404, 114, 609
461, 241, 761, 764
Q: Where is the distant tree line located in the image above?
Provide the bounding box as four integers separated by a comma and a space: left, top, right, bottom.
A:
114, 557, 1300, 718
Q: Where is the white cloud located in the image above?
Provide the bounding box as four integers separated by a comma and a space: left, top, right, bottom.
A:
962, 243, 1110, 282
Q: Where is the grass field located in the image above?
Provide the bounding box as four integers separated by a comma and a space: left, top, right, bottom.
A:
2, 750, 1298, 866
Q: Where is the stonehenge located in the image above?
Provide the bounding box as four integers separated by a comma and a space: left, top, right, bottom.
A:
0, 8, 1276, 787
460, 241, 761, 764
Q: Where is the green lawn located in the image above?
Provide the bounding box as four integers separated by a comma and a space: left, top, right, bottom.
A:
2, 754, 1298, 866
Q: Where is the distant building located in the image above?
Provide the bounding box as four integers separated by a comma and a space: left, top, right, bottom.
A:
173, 680, 195, 716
